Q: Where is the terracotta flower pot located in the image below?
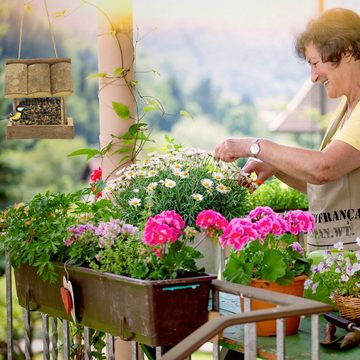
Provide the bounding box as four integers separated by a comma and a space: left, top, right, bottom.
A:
245, 274, 307, 336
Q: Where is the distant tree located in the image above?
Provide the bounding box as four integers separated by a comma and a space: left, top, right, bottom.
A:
0, 5, 22, 210
5, 138, 90, 202
191, 77, 220, 116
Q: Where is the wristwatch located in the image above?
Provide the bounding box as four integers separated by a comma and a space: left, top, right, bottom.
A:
250, 138, 261, 158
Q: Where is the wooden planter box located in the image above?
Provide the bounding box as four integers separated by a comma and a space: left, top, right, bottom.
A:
14, 263, 216, 346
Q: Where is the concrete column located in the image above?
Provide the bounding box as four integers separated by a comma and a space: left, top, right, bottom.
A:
97, 1, 134, 358
97, 0, 135, 180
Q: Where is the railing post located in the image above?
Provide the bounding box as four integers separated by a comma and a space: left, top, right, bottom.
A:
311, 314, 320, 360
243, 297, 257, 360
84, 327, 92, 360
50, 317, 58, 359
42, 313, 50, 359
276, 312, 285, 360
63, 320, 71, 360
24, 309, 32, 360
106, 334, 115, 359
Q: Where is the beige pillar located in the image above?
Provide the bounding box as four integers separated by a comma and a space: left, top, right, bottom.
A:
98, 0, 135, 180
97, 1, 134, 358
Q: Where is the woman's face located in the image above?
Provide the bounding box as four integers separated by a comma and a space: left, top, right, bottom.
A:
305, 43, 346, 99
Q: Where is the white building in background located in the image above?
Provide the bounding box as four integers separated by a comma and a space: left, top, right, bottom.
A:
269, 79, 341, 135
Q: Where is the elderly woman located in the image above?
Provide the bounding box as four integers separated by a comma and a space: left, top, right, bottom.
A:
214, 8, 360, 251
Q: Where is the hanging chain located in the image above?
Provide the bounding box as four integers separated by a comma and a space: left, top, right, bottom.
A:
17, 0, 58, 59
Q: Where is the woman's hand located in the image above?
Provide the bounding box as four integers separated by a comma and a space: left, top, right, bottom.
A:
242, 159, 276, 183
214, 137, 251, 162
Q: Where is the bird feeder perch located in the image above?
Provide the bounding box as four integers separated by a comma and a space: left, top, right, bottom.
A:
4, 58, 75, 139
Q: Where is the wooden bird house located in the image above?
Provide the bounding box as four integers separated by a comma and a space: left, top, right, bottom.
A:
4, 58, 75, 139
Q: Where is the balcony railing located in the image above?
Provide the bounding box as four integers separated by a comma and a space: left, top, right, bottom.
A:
4, 252, 333, 360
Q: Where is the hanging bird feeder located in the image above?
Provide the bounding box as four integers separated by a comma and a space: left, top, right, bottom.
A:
4, 0, 75, 140
4, 58, 75, 139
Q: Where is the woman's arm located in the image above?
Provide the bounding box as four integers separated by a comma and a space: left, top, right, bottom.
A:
214, 137, 360, 185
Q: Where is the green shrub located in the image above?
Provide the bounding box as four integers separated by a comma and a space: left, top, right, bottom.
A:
249, 178, 308, 211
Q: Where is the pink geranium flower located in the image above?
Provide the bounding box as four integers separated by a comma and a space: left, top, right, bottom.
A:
286, 210, 315, 235
219, 218, 258, 250
143, 210, 185, 249
196, 209, 228, 238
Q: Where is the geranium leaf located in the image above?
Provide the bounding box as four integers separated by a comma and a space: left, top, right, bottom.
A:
261, 250, 287, 282
223, 253, 253, 285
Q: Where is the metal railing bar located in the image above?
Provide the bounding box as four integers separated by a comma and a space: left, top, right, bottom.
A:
50, 317, 58, 359
62, 320, 70, 360
24, 309, 31, 360
5, 252, 13, 360
106, 334, 115, 359
84, 327, 91, 360
311, 315, 320, 360
244, 297, 257, 360
42, 313, 50, 359
276, 315, 285, 360
159, 300, 332, 360
211, 279, 322, 307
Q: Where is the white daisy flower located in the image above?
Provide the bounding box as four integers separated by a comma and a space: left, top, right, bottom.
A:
146, 182, 158, 193
146, 170, 158, 178
179, 171, 190, 179
128, 198, 141, 207
164, 179, 176, 188
201, 178, 213, 189
216, 184, 231, 193
171, 163, 182, 171
192, 193, 203, 202
212, 172, 224, 181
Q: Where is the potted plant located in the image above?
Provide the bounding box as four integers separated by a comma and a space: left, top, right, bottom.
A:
213, 205, 315, 336
0, 178, 239, 347
249, 177, 308, 212
304, 240, 360, 321
102, 141, 255, 273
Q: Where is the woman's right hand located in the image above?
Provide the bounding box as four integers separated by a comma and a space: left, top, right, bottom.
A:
242, 158, 276, 184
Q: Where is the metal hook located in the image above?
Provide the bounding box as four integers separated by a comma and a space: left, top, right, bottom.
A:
63, 260, 70, 280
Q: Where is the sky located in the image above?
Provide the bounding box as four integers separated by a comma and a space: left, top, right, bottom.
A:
4, 0, 360, 103
9, 0, 360, 35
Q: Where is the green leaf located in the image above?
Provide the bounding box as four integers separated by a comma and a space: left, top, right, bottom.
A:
261, 250, 287, 282
112, 101, 130, 119
223, 253, 253, 285
67, 148, 100, 160
113, 67, 124, 77
180, 110, 193, 119
143, 105, 160, 113
88, 72, 107, 79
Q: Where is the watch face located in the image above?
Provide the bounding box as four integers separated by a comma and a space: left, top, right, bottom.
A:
250, 143, 260, 156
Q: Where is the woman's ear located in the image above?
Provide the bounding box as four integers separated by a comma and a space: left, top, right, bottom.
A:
343, 49, 354, 62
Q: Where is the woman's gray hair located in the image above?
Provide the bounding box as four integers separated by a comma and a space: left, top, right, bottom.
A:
295, 8, 360, 65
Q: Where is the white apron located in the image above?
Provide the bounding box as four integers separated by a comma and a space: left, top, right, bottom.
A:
307, 102, 360, 251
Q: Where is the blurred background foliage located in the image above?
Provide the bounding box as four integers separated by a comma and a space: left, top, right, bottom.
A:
0, 1, 310, 209
0, 2, 268, 209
